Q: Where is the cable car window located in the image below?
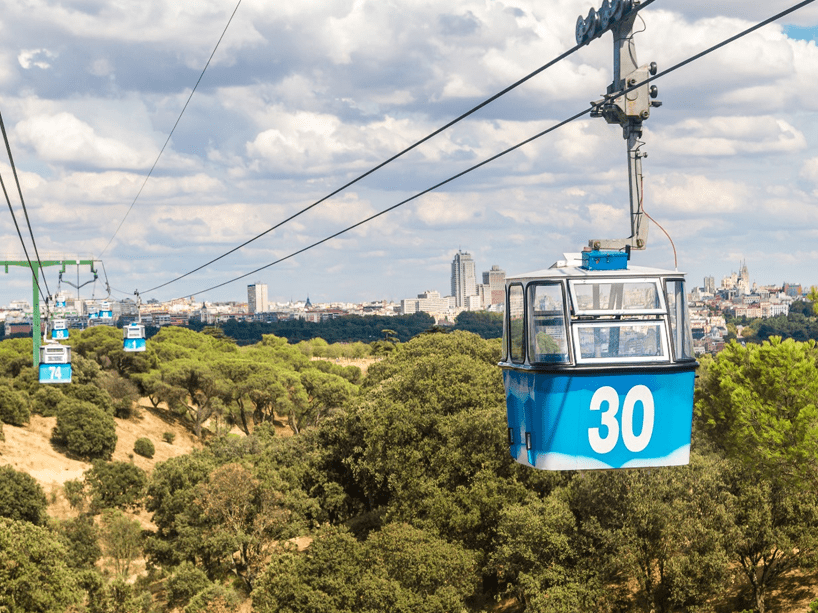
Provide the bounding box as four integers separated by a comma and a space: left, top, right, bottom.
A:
501, 300, 508, 361
569, 279, 665, 315
666, 280, 694, 360
528, 283, 570, 364
508, 284, 525, 363
573, 321, 668, 363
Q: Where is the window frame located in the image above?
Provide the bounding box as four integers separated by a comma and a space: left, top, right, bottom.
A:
526, 281, 572, 365
572, 319, 670, 364
568, 278, 667, 316
507, 283, 526, 364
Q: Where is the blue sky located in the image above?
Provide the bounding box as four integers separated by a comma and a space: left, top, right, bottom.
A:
1, 0, 818, 307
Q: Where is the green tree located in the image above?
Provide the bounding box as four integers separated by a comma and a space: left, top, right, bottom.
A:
140, 358, 231, 437
565, 453, 734, 613
0, 380, 30, 426
165, 561, 212, 608
252, 523, 477, 613
58, 515, 102, 569
30, 385, 66, 417
0, 465, 48, 525
99, 508, 143, 577
84, 460, 148, 512
52, 399, 118, 460
193, 462, 299, 590
144, 450, 218, 568
727, 463, 818, 613
695, 337, 818, 486
0, 517, 83, 612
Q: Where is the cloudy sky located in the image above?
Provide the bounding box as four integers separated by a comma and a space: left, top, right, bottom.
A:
1, 0, 817, 307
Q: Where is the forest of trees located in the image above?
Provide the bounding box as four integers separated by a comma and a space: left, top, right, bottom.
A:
186, 310, 503, 345
2, 325, 818, 612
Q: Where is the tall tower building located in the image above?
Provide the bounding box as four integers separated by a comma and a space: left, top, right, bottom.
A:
482, 265, 506, 306
247, 283, 268, 314
451, 250, 477, 308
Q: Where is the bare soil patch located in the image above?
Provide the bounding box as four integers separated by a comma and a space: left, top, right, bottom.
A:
0, 403, 201, 521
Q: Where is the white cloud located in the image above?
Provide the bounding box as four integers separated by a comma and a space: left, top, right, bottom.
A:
1, 0, 818, 304
14, 112, 153, 168
656, 116, 807, 157
18, 48, 56, 69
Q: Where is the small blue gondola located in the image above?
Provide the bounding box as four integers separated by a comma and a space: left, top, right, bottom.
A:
51, 319, 69, 340
498, 254, 697, 471
39, 342, 72, 384
123, 322, 146, 352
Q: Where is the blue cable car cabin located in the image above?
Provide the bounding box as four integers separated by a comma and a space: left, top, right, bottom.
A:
39, 342, 72, 384
123, 322, 146, 352
51, 318, 69, 340
499, 254, 697, 471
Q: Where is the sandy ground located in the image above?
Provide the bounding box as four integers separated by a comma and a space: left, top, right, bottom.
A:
0, 403, 201, 521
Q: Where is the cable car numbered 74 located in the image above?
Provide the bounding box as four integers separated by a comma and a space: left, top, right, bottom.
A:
39, 343, 72, 384
499, 255, 698, 471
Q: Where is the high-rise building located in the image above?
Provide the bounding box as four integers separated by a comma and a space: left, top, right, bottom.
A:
703, 276, 715, 294
482, 265, 506, 306
451, 250, 477, 308
247, 283, 268, 314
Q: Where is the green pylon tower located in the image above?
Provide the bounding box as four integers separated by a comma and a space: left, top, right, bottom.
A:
2, 259, 97, 367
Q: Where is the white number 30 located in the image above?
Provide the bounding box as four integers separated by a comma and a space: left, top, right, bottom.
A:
588, 385, 654, 454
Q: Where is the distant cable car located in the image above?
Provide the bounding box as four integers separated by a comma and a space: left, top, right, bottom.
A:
39, 341, 72, 384
123, 322, 146, 352
499, 254, 697, 470
99, 301, 113, 319
51, 318, 69, 340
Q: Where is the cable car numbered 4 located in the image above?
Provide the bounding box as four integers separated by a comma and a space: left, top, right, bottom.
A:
499, 255, 697, 470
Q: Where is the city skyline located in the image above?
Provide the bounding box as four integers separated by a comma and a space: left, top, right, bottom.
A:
0, 1, 817, 307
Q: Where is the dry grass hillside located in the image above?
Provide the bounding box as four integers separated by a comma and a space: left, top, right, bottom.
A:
0, 401, 200, 521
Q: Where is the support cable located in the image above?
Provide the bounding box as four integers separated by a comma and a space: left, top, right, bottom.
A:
139, 3, 667, 295
165, 0, 816, 300
0, 172, 46, 300
172, 107, 593, 299
0, 108, 52, 298
98, 0, 244, 258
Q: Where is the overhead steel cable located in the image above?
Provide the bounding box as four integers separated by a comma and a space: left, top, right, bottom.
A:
141, 0, 662, 295
0, 172, 46, 300
168, 0, 815, 300
98, 0, 244, 259
172, 106, 594, 300
0, 108, 51, 299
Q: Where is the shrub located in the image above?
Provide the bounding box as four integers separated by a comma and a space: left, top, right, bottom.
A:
58, 515, 102, 569
0, 465, 48, 525
52, 399, 118, 460
31, 385, 65, 417
0, 382, 30, 426
85, 460, 147, 512
64, 383, 115, 415
63, 479, 88, 512
165, 561, 211, 608
133, 437, 155, 459
162, 431, 176, 444
185, 583, 240, 613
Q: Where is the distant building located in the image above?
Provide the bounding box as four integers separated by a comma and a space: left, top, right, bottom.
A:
783, 283, 802, 298
482, 265, 506, 307
704, 275, 715, 294
451, 250, 477, 308
247, 283, 268, 314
